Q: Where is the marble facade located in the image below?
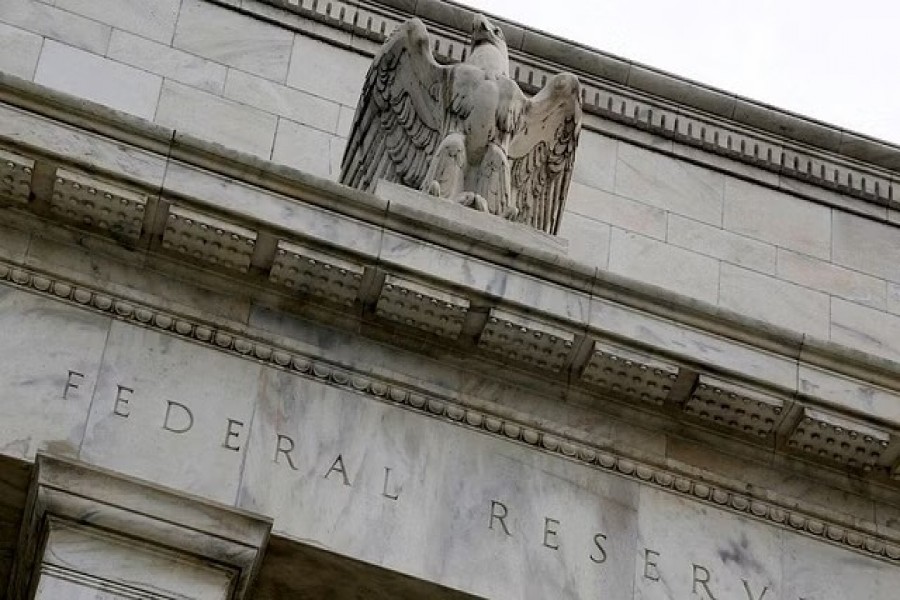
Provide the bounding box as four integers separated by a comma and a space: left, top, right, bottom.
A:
1, 0, 900, 598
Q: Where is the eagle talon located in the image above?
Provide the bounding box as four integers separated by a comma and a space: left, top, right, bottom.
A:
454, 192, 489, 212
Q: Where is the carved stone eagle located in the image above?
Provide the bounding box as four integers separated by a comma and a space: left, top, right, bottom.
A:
340, 14, 582, 235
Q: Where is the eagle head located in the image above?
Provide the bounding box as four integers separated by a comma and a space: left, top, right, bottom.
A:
468, 14, 509, 77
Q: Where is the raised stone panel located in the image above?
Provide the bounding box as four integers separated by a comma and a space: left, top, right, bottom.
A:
271, 118, 339, 179
608, 229, 720, 304
718, 263, 831, 340
0, 147, 33, 203
614, 142, 725, 225
580, 340, 678, 406
287, 33, 370, 106
787, 406, 890, 471
162, 204, 257, 273
683, 375, 785, 438
0, 283, 110, 461
833, 210, 900, 283
79, 322, 263, 504
0, 0, 111, 54
723, 178, 832, 260
107, 29, 227, 95
34, 40, 162, 121
173, 0, 293, 82
556, 210, 611, 269
777, 248, 886, 310
54, 0, 181, 44
156, 80, 278, 158
571, 130, 617, 191
0, 20, 42, 80
830, 298, 900, 363
667, 213, 777, 274
50, 168, 146, 241
376, 274, 470, 339
479, 307, 575, 371
797, 364, 900, 430
566, 182, 667, 241
269, 239, 365, 305
224, 69, 341, 134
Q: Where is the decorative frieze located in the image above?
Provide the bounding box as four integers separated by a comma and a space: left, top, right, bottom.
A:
162, 205, 256, 272
375, 274, 470, 338
479, 307, 575, 371
581, 341, 678, 406
0, 148, 33, 204
683, 375, 784, 438
788, 407, 890, 471
50, 169, 146, 241
269, 240, 365, 305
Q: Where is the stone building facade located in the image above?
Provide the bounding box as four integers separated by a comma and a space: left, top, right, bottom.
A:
1, 0, 900, 597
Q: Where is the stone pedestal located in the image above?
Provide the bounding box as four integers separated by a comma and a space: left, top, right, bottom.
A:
9, 455, 271, 599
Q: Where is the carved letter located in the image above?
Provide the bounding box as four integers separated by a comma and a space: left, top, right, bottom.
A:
590, 532, 608, 564
489, 500, 511, 536
63, 370, 84, 399
692, 564, 717, 600
274, 434, 298, 470
643, 549, 660, 581
222, 419, 244, 451
543, 517, 560, 550
162, 401, 194, 433
382, 467, 400, 500
742, 580, 768, 600
324, 454, 352, 486
113, 385, 133, 417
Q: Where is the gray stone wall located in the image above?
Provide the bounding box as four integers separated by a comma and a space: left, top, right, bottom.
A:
3, 0, 900, 364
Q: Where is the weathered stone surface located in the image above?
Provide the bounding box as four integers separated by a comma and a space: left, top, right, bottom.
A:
668, 213, 776, 274
287, 33, 370, 106
0, 0, 111, 54
107, 29, 227, 95
566, 183, 667, 241
34, 40, 162, 120
777, 248, 886, 309
833, 209, 900, 283
556, 210, 611, 268
0, 21, 42, 80
156, 80, 277, 158
272, 118, 339, 179
571, 130, 617, 191
55, 0, 181, 44
831, 298, 900, 363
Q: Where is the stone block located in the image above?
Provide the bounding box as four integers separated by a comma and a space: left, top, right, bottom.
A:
336, 105, 356, 138
156, 81, 277, 158
0, 285, 110, 461
667, 213, 776, 274
723, 178, 832, 260
556, 210, 611, 269
888, 282, 900, 316
107, 29, 227, 95
478, 307, 576, 372
566, 182, 667, 240
797, 364, 900, 430
0, 0, 110, 54
571, 130, 617, 192
79, 321, 263, 505
271, 118, 339, 179
719, 263, 830, 340
55, 0, 180, 44
224, 69, 341, 134
0, 104, 168, 188
683, 375, 785, 439
830, 298, 900, 363
614, 141, 724, 225
787, 407, 889, 471
34, 40, 162, 120
0, 20, 42, 79
833, 210, 900, 283
777, 248, 886, 310
287, 33, 370, 106
173, 0, 293, 82
608, 229, 720, 305
580, 340, 678, 406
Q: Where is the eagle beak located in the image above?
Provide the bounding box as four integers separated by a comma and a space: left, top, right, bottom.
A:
472, 14, 491, 34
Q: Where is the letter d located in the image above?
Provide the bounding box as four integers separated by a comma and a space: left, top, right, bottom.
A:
163, 401, 194, 433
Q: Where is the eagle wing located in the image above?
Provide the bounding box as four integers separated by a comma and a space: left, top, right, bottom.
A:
508, 73, 583, 235
340, 18, 449, 192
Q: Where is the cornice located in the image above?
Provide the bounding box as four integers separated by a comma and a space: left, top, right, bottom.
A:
1, 257, 899, 566
254, 0, 900, 216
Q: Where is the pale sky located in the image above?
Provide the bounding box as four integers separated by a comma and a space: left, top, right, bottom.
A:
458, 0, 900, 146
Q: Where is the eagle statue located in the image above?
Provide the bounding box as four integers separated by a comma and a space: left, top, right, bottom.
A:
340, 14, 583, 235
